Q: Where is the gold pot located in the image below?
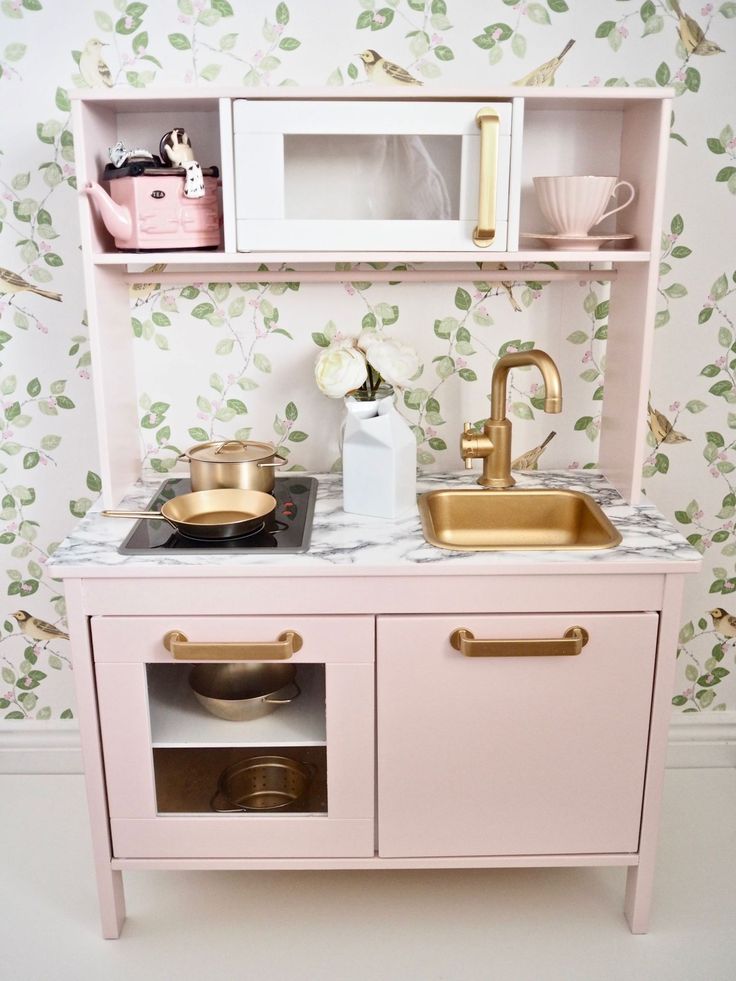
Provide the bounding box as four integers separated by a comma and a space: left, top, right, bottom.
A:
179, 439, 286, 493
188, 662, 300, 721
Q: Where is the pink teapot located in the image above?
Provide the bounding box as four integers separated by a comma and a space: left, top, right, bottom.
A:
84, 162, 221, 251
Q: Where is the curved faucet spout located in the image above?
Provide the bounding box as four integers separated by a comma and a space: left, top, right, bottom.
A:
490, 349, 563, 421
461, 348, 563, 489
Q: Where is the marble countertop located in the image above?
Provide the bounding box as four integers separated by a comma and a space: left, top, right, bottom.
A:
47, 470, 701, 579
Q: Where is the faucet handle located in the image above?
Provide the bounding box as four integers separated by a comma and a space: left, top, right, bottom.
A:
462, 422, 474, 469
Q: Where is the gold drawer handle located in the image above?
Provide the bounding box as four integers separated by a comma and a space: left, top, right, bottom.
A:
450, 626, 589, 658
473, 107, 500, 248
162, 630, 303, 660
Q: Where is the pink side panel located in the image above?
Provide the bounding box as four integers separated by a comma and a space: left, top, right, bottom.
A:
64, 580, 126, 939
377, 612, 658, 858
324, 664, 375, 819
625, 574, 685, 934
91, 614, 375, 664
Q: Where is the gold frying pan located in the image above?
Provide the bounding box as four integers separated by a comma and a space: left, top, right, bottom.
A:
102, 488, 276, 541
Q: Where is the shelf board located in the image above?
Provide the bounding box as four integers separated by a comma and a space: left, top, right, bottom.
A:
94, 249, 651, 268
147, 664, 326, 748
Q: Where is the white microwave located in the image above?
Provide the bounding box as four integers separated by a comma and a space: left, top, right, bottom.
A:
232, 100, 516, 253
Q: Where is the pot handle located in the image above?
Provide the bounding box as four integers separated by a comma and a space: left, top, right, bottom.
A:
176, 452, 190, 463
257, 453, 287, 470
264, 680, 301, 705
213, 440, 249, 455
210, 789, 244, 813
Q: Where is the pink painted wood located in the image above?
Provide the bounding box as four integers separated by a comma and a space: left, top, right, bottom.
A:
625, 575, 685, 933
63, 580, 126, 939
93, 617, 375, 858
90, 614, 375, 663
598, 99, 672, 505
76, 573, 669, 617
377, 612, 659, 858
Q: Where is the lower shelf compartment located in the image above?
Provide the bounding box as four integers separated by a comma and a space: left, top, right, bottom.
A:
153, 746, 328, 815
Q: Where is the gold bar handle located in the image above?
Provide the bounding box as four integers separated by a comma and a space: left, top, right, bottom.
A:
163, 629, 303, 660
473, 107, 500, 248
450, 626, 589, 658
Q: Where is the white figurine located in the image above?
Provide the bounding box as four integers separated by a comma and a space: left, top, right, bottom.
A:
159, 128, 205, 198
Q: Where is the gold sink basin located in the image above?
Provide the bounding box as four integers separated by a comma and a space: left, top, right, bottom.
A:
419, 488, 622, 551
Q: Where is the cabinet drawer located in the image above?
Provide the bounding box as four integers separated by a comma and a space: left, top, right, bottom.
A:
91, 615, 374, 664
377, 612, 658, 858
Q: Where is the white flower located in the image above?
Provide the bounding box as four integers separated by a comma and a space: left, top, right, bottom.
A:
366, 339, 421, 388
356, 329, 379, 352
314, 344, 368, 399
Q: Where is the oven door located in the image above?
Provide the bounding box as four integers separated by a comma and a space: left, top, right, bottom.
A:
233, 100, 515, 252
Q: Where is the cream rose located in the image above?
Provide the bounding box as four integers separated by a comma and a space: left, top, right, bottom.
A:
314, 343, 368, 399
366, 339, 421, 388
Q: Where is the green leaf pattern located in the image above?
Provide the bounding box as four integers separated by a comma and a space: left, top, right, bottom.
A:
0, 1, 735, 719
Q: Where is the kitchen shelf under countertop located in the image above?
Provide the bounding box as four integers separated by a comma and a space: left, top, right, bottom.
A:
48, 470, 700, 579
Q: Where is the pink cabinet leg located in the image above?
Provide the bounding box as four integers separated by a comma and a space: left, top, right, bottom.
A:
97, 867, 126, 939
625, 865, 653, 935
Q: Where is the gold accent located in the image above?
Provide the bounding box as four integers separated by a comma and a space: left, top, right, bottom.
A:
461, 349, 563, 489
418, 487, 622, 551
163, 629, 303, 660
473, 107, 500, 248
450, 625, 589, 657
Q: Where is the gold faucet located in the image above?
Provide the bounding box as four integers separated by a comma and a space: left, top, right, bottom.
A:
460, 349, 563, 488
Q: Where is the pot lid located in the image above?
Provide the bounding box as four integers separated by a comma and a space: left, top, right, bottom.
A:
185, 440, 277, 463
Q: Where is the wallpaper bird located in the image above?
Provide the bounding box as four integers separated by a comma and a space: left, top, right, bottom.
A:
513, 39, 575, 87
670, 1, 725, 55
129, 264, 167, 306
511, 431, 556, 471
709, 607, 736, 638
11, 610, 69, 643
79, 38, 114, 88
647, 401, 690, 445
358, 49, 422, 86
0, 267, 62, 302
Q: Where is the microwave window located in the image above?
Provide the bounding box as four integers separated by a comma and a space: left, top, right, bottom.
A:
283, 135, 461, 220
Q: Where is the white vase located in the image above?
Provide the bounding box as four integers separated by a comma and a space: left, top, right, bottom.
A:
342, 390, 417, 520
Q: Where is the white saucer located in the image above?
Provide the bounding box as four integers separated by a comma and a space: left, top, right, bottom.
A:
520, 232, 634, 251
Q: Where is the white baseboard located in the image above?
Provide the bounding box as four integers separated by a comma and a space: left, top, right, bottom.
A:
0, 722, 82, 773
1, 714, 735, 774
666, 711, 736, 768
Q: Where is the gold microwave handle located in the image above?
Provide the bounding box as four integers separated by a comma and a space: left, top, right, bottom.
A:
163, 629, 303, 660
473, 107, 500, 248
450, 626, 589, 657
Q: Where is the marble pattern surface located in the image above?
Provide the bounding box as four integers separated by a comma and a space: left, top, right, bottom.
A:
48, 470, 701, 576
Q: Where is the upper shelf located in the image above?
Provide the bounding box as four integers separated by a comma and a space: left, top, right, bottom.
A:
94, 250, 650, 267
70, 85, 676, 112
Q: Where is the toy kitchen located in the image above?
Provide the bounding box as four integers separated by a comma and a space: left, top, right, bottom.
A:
49, 86, 700, 939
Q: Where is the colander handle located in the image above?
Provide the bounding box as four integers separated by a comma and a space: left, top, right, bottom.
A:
210, 790, 244, 813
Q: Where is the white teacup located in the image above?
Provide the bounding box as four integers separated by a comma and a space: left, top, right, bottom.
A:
533, 176, 636, 237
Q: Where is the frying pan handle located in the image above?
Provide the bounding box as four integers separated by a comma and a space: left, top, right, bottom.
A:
257, 454, 287, 470
264, 680, 301, 705
210, 790, 243, 813
101, 509, 167, 520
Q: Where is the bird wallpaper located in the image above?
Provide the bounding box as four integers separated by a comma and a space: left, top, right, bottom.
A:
0, 0, 734, 727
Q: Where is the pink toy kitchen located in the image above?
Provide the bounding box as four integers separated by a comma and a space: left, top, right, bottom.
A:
46, 85, 701, 941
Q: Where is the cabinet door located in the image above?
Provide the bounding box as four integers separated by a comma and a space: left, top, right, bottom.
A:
233, 100, 514, 252
377, 613, 658, 858
92, 615, 374, 859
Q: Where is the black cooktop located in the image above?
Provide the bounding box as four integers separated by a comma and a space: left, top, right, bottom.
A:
118, 477, 317, 554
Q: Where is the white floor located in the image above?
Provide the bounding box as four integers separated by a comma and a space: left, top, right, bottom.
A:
1, 769, 734, 981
